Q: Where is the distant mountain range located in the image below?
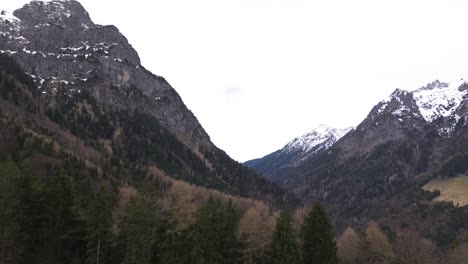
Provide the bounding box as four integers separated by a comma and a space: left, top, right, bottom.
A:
246, 79, 468, 245
245, 125, 352, 182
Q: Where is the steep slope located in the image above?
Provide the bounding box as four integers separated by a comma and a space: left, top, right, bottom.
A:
1, 1, 208, 149
273, 80, 468, 245
0, 1, 299, 208
0, 56, 293, 263
245, 125, 352, 182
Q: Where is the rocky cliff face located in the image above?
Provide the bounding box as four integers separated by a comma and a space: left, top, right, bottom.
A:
1, 0, 211, 151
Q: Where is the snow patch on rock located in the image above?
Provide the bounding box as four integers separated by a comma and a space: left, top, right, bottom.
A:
413, 79, 468, 123
0, 10, 20, 23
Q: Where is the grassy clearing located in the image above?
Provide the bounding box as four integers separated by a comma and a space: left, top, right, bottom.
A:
423, 175, 468, 207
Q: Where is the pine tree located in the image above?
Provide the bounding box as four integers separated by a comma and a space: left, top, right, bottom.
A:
41, 170, 79, 263
150, 209, 182, 264
186, 197, 244, 264
264, 210, 299, 264
0, 161, 22, 263
85, 188, 112, 264
119, 193, 161, 264
16, 164, 40, 264
300, 203, 338, 264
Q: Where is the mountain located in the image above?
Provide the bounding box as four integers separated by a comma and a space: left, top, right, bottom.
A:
0, 0, 299, 208
248, 79, 468, 246
245, 125, 352, 182
1, 0, 209, 149
0, 54, 291, 263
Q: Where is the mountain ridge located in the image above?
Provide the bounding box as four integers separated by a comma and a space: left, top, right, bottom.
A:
0, 0, 300, 208
246, 79, 468, 245
2, 0, 211, 150
245, 125, 352, 182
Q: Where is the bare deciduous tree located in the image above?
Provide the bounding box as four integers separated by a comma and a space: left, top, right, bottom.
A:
393, 229, 438, 264
337, 227, 361, 264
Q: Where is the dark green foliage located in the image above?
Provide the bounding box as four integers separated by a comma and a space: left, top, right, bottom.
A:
0, 161, 22, 263
438, 153, 468, 177
118, 193, 161, 264
404, 186, 441, 203
43, 85, 298, 208
0, 159, 87, 264
205, 147, 300, 209
300, 203, 338, 264
0, 44, 304, 264
2, 52, 299, 210
150, 210, 182, 264
34, 170, 86, 264
0, 54, 35, 90
0, 54, 37, 111
286, 138, 439, 231
116, 110, 208, 178
85, 188, 113, 264
188, 197, 244, 264
263, 210, 299, 264
428, 204, 468, 249
159, 197, 244, 264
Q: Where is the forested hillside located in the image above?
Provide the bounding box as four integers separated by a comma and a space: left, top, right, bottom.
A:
0, 50, 295, 263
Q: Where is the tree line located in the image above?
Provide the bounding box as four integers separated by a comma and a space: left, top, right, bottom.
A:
0, 155, 338, 264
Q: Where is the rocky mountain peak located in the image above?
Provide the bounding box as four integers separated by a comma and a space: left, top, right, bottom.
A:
413, 79, 467, 123
244, 125, 353, 182
418, 80, 449, 90
1, 0, 212, 151
371, 79, 468, 136
376, 89, 417, 117
285, 125, 352, 154
1, 0, 140, 67
13, 0, 93, 29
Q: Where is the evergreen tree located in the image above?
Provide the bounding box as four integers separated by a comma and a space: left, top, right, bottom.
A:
264, 210, 299, 264
300, 203, 338, 264
40, 170, 81, 263
16, 164, 41, 264
172, 197, 244, 264
0, 161, 22, 263
0, 161, 85, 264
118, 193, 161, 264
150, 209, 183, 264
85, 188, 113, 264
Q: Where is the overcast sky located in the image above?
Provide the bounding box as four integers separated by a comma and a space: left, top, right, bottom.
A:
4, 0, 468, 162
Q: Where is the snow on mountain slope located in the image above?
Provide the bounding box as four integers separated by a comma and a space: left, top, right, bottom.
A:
284, 125, 353, 154
244, 125, 353, 182
375, 79, 468, 136
0, 10, 20, 23
413, 79, 467, 123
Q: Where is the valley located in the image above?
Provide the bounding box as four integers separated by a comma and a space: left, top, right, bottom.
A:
1, 1, 468, 263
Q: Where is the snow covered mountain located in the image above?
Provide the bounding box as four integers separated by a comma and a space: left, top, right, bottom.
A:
245, 78, 468, 184
252, 78, 468, 236
373, 79, 468, 137
244, 125, 352, 182
284, 125, 353, 154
